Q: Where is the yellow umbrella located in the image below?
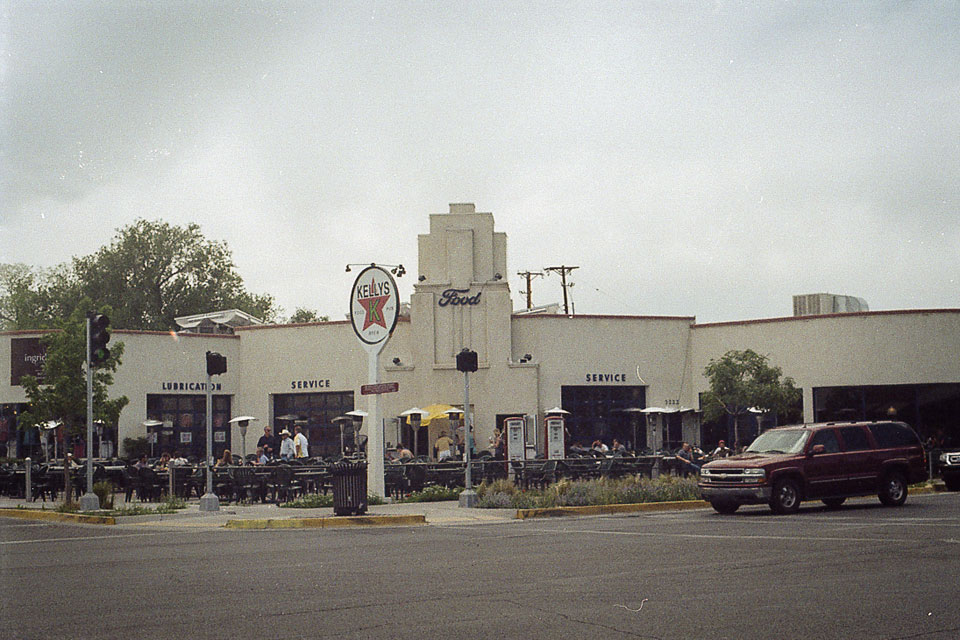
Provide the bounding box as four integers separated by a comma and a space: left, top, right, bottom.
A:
404, 403, 456, 426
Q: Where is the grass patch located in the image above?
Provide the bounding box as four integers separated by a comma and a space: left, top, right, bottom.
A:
476, 475, 702, 509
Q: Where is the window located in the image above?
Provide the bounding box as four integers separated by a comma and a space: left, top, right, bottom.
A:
809, 429, 840, 453
146, 394, 231, 460
273, 391, 355, 458
869, 422, 921, 448
839, 426, 871, 451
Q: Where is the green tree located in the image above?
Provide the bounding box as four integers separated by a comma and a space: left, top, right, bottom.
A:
2, 220, 278, 331
17, 303, 129, 449
701, 349, 802, 446
287, 308, 329, 324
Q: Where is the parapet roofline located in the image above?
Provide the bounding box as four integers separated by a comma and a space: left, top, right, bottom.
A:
692, 308, 960, 329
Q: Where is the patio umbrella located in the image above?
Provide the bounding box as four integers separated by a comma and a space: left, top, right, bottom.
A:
142, 420, 163, 457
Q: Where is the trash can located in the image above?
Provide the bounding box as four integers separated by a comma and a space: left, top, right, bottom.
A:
331, 461, 368, 516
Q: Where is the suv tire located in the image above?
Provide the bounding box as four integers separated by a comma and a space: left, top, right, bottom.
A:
710, 501, 739, 515
770, 478, 802, 514
821, 497, 846, 509
878, 471, 908, 506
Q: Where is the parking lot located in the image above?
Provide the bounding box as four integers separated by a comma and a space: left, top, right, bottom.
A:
2, 492, 959, 639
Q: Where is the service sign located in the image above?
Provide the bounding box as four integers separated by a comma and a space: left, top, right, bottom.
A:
350, 265, 400, 348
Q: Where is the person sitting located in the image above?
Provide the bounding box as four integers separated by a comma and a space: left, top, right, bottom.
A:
397, 444, 414, 461
611, 439, 626, 454
134, 454, 150, 469
592, 439, 609, 453
675, 442, 701, 476
170, 450, 188, 466
256, 446, 269, 465
711, 439, 732, 458
215, 449, 232, 467
154, 451, 172, 471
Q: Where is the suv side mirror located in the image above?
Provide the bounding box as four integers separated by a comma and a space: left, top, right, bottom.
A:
808, 444, 826, 457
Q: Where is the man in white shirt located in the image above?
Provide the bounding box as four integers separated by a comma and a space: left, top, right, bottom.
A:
293, 425, 309, 458
279, 429, 296, 460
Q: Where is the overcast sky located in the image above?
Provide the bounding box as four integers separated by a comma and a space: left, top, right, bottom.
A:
2, 1, 958, 324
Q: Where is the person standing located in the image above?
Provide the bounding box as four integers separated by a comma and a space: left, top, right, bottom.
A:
434, 431, 453, 461
279, 429, 296, 461
257, 425, 279, 460
293, 425, 309, 458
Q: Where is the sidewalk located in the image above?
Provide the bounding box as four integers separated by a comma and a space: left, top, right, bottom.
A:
0, 496, 519, 529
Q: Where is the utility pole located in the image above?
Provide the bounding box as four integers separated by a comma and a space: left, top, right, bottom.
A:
544, 265, 579, 315
516, 271, 544, 310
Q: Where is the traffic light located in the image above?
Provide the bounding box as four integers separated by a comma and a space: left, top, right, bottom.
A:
456, 348, 478, 373
206, 351, 227, 376
89, 314, 111, 367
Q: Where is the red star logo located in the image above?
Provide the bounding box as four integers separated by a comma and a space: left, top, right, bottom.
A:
359, 277, 389, 331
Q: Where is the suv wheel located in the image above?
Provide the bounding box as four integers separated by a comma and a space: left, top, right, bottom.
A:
711, 501, 739, 515
822, 497, 846, 509
770, 478, 802, 514
878, 471, 908, 506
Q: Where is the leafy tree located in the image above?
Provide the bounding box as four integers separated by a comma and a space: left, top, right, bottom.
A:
701, 349, 802, 446
287, 308, 329, 324
0, 263, 67, 330
17, 303, 129, 450
2, 220, 278, 331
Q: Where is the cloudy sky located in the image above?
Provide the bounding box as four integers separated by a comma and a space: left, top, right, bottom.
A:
2, 1, 958, 323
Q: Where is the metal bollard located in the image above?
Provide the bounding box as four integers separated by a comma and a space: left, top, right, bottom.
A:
169, 465, 175, 498
25, 457, 32, 502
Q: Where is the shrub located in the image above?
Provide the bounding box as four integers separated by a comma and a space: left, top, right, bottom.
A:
280, 494, 333, 508
399, 485, 460, 503
475, 475, 702, 509
93, 481, 114, 510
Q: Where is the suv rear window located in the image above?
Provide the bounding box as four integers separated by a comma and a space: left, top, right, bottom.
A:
869, 422, 921, 448
839, 426, 872, 451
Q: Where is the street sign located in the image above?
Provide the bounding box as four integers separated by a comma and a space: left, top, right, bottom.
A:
361, 382, 399, 395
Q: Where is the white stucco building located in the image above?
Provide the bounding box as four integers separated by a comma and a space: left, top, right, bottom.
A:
3, 204, 959, 460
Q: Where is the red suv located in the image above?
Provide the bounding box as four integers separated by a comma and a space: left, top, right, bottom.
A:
699, 421, 927, 514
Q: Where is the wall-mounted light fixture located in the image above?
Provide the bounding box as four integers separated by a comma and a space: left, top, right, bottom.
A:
493, 273, 502, 280
519, 354, 532, 363
392, 357, 402, 366
418, 275, 426, 281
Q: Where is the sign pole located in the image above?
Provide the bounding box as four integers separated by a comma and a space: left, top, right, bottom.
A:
367, 347, 385, 498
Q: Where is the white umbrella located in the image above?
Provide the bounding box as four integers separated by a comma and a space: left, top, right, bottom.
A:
228, 416, 259, 460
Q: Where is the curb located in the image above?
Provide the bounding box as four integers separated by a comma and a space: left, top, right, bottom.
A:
224, 514, 426, 529
515, 500, 710, 519
0, 508, 116, 525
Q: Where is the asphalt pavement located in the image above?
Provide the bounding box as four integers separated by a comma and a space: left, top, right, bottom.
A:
2, 491, 959, 640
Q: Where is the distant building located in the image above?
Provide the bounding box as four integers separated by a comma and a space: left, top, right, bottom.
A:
793, 293, 869, 317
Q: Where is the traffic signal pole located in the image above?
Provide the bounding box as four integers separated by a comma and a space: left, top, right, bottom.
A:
80, 313, 100, 511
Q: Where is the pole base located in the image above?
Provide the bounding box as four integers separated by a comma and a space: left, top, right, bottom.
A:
79, 493, 100, 512
199, 492, 220, 512
458, 489, 478, 508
